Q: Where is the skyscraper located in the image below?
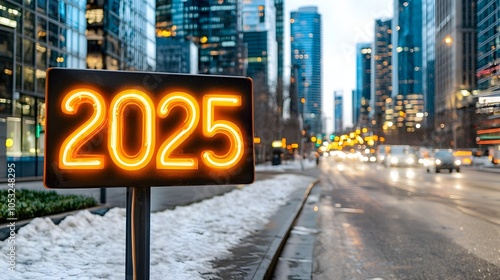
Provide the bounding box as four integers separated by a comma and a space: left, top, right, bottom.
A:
86, 0, 156, 71
242, 0, 278, 155
243, 0, 277, 91
334, 91, 343, 133
155, 0, 246, 76
1, 0, 88, 177
435, 0, 477, 148
422, 0, 435, 133
371, 19, 392, 135
392, 0, 424, 144
290, 6, 322, 136
355, 42, 372, 128
274, 0, 284, 116
475, 0, 500, 147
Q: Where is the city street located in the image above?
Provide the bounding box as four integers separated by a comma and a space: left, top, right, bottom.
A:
312, 157, 500, 279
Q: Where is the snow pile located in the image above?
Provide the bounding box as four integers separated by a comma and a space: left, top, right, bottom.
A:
0, 174, 313, 279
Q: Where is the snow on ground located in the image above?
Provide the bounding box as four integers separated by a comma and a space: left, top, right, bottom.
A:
0, 173, 314, 280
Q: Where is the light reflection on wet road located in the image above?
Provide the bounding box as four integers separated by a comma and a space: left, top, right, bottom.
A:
313, 157, 500, 279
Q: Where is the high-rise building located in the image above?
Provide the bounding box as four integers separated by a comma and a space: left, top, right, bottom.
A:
243, 0, 278, 153
155, 0, 246, 76
422, 0, 435, 133
355, 42, 372, 128
290, 6, 322, 135
86, 0, 156, 71
334, 91, 343, 133
243, 0, 277, 91
0, 0, 88, 177
392, 0, 425, 144
475, 0, 500, 147
274, 0, 284, 116
371, 19, 392, 135
435, 0, 477, 149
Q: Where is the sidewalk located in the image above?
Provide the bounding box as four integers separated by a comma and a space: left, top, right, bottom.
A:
212, 166, 320, 279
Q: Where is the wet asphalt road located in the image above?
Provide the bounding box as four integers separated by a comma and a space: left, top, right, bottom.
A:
312, 158, 500, 279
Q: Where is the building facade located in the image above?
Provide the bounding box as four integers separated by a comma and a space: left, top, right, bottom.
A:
435, 0, 477, 149
355, 42, 372, 128
371, 19, 392, 137
155, 0, 246, 76
391, 0, 425, 145
156, 37, 198, 73
1, 0, 88, 177
290, 6, 322, 136
422, 0, 435, 136
242, 0, 278, 159
475, 0, 500, 149
334, 91, 343, 133
86, 0, 156, 71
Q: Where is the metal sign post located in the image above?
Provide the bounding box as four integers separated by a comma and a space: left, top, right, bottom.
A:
125, 187, 151, 280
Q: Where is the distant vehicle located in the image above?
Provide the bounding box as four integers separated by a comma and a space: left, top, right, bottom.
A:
385, 145, 418, 167
425, 149, 461, 173
453, 150, 473, 166
376, 145, 389, 165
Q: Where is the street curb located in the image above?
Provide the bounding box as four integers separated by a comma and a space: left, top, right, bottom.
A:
252, 178, 320, 280
0, 205, 111, 241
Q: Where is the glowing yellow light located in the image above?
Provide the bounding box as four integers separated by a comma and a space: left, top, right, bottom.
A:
362, 128, 368, 133
311, 136, 317, 142
5, 138, 13, 148
281, 138, 286, 148
109, 90, 155, 170
254, 137, 261, 144
59, 89, 106, 169
157, 92, 199, 169
200, 36, 208, 43
444, 35, 452, 44
201, 95, 244, 169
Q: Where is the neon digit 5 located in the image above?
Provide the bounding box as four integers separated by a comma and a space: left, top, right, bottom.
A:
157, 92, 200, 169
59, 89, 106, 169
202, 95, 244, 169
108, 90, 156, 170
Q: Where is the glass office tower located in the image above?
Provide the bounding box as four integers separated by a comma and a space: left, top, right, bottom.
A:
371, 19, 392, 135
290, 6, 322, 136
0, 0, 87, 177
475, 0, 500, 148
86, 0, 156, 71
355, 42, 372, 128
392, 0, 424, 144
155, 0, 245, 76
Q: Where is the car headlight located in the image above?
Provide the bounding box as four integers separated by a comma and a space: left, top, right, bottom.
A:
406, 158, 414, 164
435, 159, 442, 165
370, 156, 377, 162
391, 158, 398, 164
454, 160, 461, 165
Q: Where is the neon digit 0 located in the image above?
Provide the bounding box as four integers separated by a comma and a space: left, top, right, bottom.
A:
108, 90, 155, 170
157, 92, 200, 169
201, 95, 244, 169
59, 89, 106, 169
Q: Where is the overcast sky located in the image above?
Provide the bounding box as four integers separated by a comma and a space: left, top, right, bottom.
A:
284, 0, 393, 133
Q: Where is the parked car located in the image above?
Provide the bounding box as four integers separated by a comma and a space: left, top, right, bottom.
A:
425, 149, 461, 173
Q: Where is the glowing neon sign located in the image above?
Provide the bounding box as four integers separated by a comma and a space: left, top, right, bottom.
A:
44, 69, 254, 188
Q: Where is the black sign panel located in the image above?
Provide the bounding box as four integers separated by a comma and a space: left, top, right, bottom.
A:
44, 69, 254, 188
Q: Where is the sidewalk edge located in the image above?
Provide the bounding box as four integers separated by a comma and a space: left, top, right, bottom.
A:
251, 178, 320, 280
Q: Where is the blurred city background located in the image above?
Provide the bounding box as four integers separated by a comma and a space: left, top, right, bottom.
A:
0, 0, 498, 177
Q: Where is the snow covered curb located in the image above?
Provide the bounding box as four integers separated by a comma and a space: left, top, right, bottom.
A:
0, 206, 110, 241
